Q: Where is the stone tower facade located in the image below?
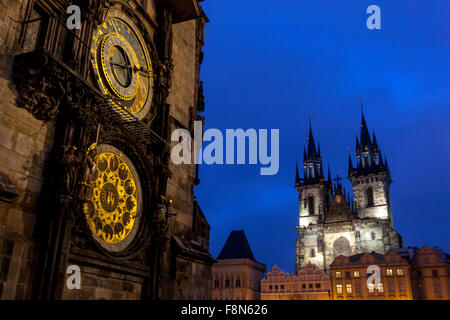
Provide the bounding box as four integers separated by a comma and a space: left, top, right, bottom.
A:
295, 111, 402, 273
211, 230, 266, 300
0, 0, 213, 300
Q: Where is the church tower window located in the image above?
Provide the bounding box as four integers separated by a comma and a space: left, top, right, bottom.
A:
366, 187, 374, 207
308, 196, 315, 215
310, 248, 315, 258
371, 231, 376, 240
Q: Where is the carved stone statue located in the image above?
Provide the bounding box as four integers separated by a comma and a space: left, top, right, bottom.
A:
61, 146, 80, 195
79, 143, 97, 201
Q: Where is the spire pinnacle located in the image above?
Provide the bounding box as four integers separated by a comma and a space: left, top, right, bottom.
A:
307, 115, 317, 159
295, 161, 300, 186
360, 101, 372, 147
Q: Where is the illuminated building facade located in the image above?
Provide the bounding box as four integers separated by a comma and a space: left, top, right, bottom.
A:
211, 231, 266, 300
261, 264, 331, 300
295, 110, 402, 272
396, 246, 450, 300
329, 251, 414, 300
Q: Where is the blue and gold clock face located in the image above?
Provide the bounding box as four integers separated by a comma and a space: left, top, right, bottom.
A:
91, 11, 154, 120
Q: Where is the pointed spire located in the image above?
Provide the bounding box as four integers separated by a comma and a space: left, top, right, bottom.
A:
307, 115, 317, 159
303, 146, 307, 164
360, 101, 372, 147
385, 155, 390, 172
327, 164, 332, 183
295, 161, 300, 186
372, 130, 379, 152
356, 136, 361, 154
378, 152, 383, 166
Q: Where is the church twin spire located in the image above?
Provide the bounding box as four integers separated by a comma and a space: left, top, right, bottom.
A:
296, 102, 390, 186
350, 103, 390, 178
296, 118, 325, 186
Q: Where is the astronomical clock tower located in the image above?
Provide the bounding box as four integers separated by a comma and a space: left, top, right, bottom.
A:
0, 0, 213, 300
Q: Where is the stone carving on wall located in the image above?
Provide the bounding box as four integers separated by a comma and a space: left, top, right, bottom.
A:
13, 54, 70, 121
78, 143, 97, 201
61, 146, 80, 195
152, 195, 174, 252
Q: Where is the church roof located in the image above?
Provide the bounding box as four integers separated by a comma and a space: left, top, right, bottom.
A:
324, 183, 357, 223
348, 252, 385, 262
217, 230, 256, 261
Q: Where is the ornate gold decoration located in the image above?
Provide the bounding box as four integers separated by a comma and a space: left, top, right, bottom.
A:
83, 150, 138, 244
91, 10, 154, 120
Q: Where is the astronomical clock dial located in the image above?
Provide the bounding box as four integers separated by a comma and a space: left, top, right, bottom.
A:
83, 144, 142, 252
91, 10, 154, 120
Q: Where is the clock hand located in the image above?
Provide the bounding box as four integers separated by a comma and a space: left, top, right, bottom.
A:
133, 66, 153, 77
110, 62, 132, 69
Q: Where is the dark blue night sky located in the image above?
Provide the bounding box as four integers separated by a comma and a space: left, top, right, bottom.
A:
195, 0, 450, 273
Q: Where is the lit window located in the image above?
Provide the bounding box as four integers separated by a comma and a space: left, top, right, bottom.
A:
397, 269, 404, 276
368, 284, 374, 293
346, 284, 352, 294
353, 270, 360, 278
386, 269, 393, 276
378, 283, 384, 293
336, 284, 343, 294
336, 271, 341, 278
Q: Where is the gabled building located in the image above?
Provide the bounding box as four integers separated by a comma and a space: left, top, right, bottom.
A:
393, 245, 450, 300
329, 251, 413, 300
211, 230, 266, 300
261, 264, 331, 300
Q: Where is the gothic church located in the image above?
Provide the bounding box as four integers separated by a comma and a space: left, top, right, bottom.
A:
295, 110, 402, 272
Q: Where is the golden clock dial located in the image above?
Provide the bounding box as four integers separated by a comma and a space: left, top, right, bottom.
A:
83, 145, 142, 248
91, 10, 154, 120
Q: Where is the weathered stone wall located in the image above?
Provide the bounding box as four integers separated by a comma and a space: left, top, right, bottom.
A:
298, 183, 328, 227
61, 265, 144, 300
351, 172, 392, 222
0, 0, 55, 299
160, 17, 212, 300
